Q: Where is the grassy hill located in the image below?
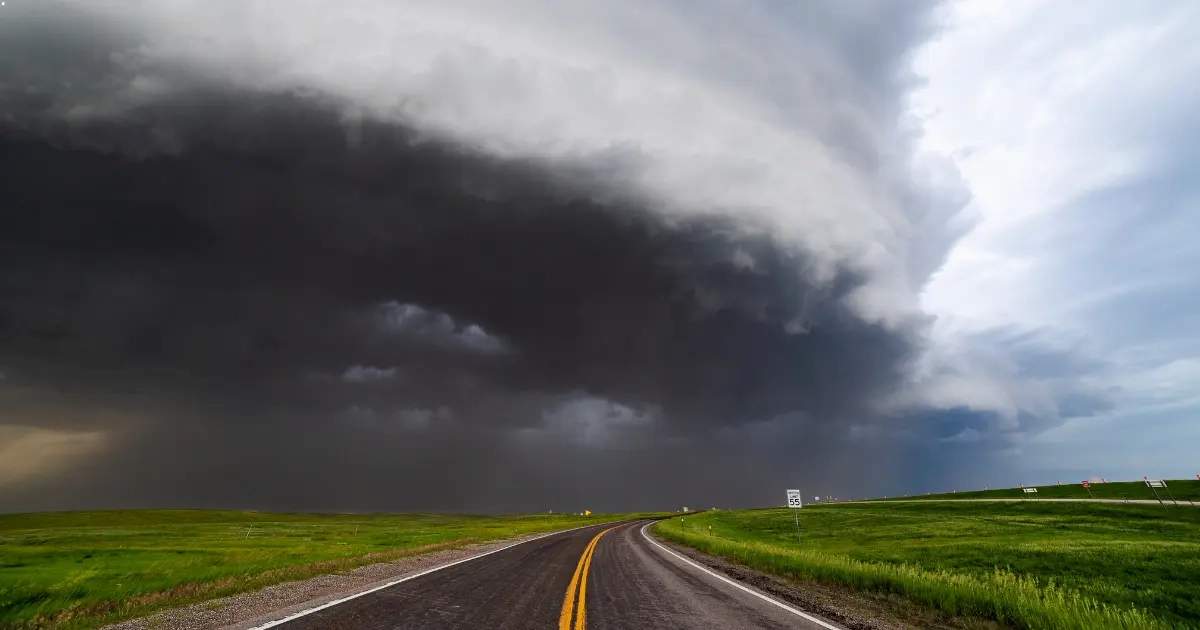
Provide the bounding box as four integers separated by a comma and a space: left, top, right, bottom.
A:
876, 478, 1200, 503
0, 510, 659, 630
655, 501, 1200, 629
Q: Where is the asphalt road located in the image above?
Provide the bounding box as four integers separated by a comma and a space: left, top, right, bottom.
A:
264, 519, 839, 630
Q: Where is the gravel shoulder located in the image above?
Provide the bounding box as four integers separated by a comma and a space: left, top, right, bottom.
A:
649, 531, 1001, 630
100, 533, 553, 630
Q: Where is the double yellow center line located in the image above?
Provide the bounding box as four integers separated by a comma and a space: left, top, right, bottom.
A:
558, 526, 617, 630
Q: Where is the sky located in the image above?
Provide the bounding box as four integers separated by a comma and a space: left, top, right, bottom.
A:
0, 0, 1196, 513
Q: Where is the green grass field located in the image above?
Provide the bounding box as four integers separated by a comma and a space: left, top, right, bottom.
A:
0, 510, 657, 630
655, 502, 1200, 630
877, 479, 1200, 503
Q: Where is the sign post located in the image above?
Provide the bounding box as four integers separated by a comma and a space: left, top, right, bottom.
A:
1081, 480, 1092, 499
786, 489, 803, 545
1162, 482, 1181, 507
1023, 487, 1039, 501
1148, 479, 1179, 507
1144, 478, 1169, 510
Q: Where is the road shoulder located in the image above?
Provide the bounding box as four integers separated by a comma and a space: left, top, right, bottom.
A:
100, 534, 548, 630
646, 527, 1001, 630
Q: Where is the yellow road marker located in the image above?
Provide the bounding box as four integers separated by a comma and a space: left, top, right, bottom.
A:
558, 526, 617, 630
558, 534, 598, 630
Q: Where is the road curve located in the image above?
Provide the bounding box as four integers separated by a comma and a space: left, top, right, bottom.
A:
265, 519, 840, 629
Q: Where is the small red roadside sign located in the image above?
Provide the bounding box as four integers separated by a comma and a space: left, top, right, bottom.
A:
1081, 480, 1090, 487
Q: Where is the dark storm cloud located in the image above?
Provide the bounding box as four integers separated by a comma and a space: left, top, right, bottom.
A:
0, 87, 926, 509
0, 0, 990, 512
0, 92, 910, 406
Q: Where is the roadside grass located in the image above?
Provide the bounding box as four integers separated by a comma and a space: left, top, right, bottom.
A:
878, 479, 1200, 503
655, 502, 1200, 629
0, 510, 660, 630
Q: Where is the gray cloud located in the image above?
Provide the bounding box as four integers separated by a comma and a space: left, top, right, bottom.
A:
378, 302, 509, 355
0, 0, 1000, 512
341, 365, 399, 383
890, 327, 1114, 433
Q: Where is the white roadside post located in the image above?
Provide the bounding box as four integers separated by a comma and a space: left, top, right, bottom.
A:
786, 489, 803, 546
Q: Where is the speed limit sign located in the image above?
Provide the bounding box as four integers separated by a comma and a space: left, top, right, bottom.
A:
786, 489, 802, 509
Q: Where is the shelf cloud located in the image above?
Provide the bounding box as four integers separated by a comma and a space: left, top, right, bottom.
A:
2, 0, 1164, 511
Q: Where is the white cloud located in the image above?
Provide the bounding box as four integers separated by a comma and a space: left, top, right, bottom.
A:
910, 0, 1200, 454
12, 0, 966, 329
916, 0, 1199, 330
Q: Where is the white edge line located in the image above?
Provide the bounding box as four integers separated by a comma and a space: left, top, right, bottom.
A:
639, 522, 842, 630
245, 519, 624, 630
